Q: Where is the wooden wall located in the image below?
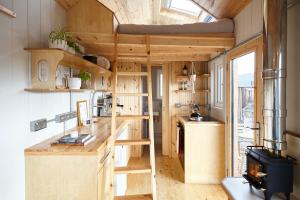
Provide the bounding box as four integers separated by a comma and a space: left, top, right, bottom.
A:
108, 62, 143, 157
165, 61, 210, 157
234, 0, 263, 45
67, 0, 114, 33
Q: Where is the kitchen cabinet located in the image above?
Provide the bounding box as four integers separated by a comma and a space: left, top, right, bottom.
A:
25, 118, 128, 200
98, 147, 112, 200
177, 116, 225, 184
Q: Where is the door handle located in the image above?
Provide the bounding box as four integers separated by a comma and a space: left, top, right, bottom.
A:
245, 122, 261, 130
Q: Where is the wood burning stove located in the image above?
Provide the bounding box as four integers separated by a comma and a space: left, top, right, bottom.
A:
243, 146, 295, 200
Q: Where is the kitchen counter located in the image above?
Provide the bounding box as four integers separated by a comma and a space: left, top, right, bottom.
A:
176, 115, 225, 184
25, 117, 128, 156
177, 116, 224, 126
25, 117, 128, 200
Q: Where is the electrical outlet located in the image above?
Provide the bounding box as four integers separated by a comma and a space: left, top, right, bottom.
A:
55, 113, 68, 123
69, 111, 77, 119
30, 118, 47, 132
55, 111, 77, 123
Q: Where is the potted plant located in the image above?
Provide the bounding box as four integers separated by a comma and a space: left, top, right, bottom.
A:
78, 71, 91, 89
66, 37, 81, 55
49, 28, 70, 51
49, 28, 82, 55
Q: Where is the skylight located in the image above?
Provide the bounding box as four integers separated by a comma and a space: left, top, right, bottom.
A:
168, 0, 202, 16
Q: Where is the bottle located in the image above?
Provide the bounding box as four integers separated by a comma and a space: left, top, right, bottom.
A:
182, 65, 188, 75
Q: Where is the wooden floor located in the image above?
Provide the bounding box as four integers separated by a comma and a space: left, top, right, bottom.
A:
125, 144, 228, 200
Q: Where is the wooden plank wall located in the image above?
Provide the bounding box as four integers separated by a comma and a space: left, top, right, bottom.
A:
166, 61, 210, 157
234, 0, 263, 45
108, 62, 143, 157
66, 0, 113, 33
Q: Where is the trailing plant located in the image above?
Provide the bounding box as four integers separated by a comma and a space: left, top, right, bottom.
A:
67, 38, 81, 53
78, 71, 91, 81
49, 28, 81, 53
49, 28, 71, 44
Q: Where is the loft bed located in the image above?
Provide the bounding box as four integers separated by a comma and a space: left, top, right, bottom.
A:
117, 19, 234, 35
72, 31, 235, 63
56, 0, 235, 63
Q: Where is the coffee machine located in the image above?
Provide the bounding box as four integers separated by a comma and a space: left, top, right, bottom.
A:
96, 94, 123, 117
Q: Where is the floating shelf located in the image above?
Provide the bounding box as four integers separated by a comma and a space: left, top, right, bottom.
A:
176, 74, 210, 82
0, 4, 16, 18
24, 48, 112, 91
24, 88, 113, 93
24, 48, 111, 74
24, 88, 94, 93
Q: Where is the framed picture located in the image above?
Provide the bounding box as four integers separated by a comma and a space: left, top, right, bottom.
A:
76, 100, 88, 126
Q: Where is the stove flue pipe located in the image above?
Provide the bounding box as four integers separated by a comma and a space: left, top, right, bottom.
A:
263, 0, 288, 153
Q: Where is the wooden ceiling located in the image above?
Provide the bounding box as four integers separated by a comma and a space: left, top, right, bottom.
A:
193, 0, 252, 19
57, 0, 252, 25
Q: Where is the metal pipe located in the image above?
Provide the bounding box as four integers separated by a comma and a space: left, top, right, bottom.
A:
263, 0, 288, 151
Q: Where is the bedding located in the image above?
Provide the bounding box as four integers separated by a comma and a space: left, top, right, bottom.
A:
117, 19, 234, 34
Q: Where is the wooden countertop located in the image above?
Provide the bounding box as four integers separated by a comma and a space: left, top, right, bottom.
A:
177, 116, 224, 126
24, 117, 128, 156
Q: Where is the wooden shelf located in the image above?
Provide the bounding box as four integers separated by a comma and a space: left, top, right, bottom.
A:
24, 48, 112, 91
24, 88, 95, 93
0, 4, 16, 18
174, 89, 210, 93
24, 48, 111, 74
176, 74, 210, 82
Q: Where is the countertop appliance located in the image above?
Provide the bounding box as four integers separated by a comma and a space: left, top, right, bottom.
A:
96, 94, 123, 117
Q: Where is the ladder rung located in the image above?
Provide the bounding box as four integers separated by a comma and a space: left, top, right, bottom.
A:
116, 93, 149, 97
115, 139, 151, 146
116, 115, 150, 120
115, 166, 152, 174
117, 72, 148, 76
114, 194, 153, 200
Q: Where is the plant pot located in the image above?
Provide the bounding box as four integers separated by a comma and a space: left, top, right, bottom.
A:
68, 77, 81, 89
67, 46, 76, 55
49, 39, 68, 51
81, 80, 88, 89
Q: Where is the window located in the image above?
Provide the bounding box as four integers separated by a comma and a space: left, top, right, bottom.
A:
157, 70, 163, 99
163, 0, 215, 22
214, 63, 224, 107
167, 0, 201, 16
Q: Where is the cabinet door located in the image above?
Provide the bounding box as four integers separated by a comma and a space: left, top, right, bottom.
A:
102, 154, 113, 200
97, 166, 104, 200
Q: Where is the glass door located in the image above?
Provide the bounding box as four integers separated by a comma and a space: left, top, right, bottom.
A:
231, 52, 259, 176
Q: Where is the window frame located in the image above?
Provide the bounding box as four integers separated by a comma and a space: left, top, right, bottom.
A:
156, 70, 163, 99
213, 62, 224, 108
168, 0, 201, 17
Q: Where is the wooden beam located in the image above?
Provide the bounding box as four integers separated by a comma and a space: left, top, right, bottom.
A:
117, 54, 210, 62
115, 139, 151, 146
72, 32, 235, 48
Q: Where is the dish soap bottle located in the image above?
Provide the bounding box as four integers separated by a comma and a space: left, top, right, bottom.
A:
182, 65, 188, 75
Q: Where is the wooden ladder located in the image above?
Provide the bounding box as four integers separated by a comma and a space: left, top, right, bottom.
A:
111, 35, 157, 200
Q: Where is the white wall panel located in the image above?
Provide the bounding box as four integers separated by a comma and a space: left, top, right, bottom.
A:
0, 1, 89, 200
286, 3, 300, 198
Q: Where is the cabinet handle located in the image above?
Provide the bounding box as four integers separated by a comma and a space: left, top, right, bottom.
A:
100, 150, 111, 164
